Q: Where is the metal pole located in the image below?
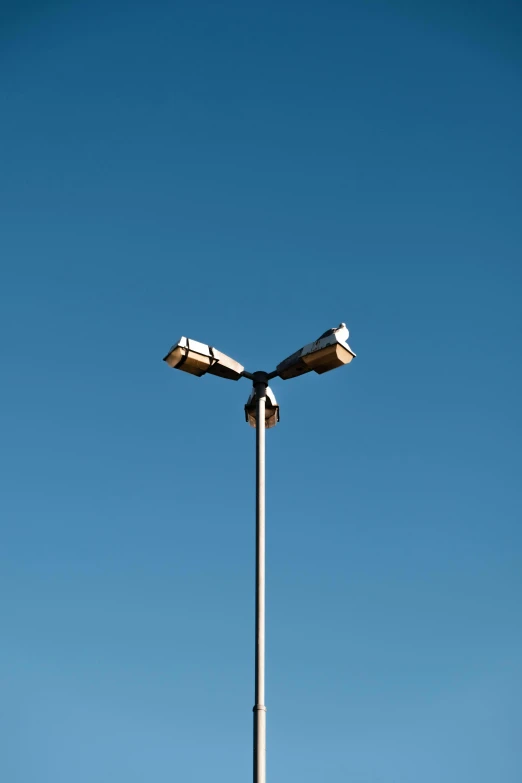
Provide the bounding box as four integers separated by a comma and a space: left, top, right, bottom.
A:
253, 379, 267, 783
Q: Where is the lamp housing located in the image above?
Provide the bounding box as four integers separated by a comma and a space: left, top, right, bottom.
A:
276, 326, 355, 380
163, 337, 244, 381
245, 386, 280, 429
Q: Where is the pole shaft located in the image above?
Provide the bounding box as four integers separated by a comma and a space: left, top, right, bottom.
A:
254, 384, 266, 783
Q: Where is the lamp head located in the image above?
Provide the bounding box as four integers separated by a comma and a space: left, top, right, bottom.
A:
245, 386, 280, 429
163, 337, 244, 381
276, 323, 356, 380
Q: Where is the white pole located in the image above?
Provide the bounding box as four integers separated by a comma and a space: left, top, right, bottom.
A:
253, 379, 267, 783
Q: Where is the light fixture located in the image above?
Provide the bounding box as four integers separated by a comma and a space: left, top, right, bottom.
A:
245, 386, 280, 429
276, 323, 356, 380
163, 336, 244, 380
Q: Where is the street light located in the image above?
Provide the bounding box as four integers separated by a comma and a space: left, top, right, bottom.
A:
163, 323, 356, 783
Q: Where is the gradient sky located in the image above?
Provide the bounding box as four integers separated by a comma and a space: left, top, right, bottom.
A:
1, 1, 521, 781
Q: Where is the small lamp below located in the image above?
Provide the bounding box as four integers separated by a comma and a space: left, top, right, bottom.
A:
245, 387, 280, 429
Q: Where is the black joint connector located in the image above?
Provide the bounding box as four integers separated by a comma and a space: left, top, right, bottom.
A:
252, 371, 269, 399
252, 370, 269, 386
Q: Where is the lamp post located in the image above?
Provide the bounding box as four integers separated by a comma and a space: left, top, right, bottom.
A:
163, 323, 356, 783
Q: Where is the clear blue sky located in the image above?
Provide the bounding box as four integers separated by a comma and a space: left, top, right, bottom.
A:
1, 1, 521, 781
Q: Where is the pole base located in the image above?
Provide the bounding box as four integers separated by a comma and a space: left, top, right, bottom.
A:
253, 705, 267, 783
